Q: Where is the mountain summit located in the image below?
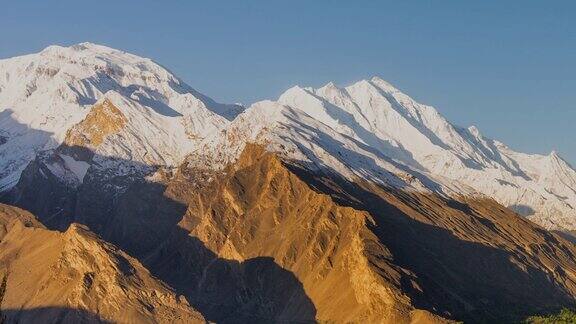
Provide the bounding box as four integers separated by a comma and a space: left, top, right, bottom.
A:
0, 42, 242, 190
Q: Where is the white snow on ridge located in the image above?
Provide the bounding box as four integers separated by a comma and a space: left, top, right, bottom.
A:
198, 77, 576, 232
0, 42, 243, 189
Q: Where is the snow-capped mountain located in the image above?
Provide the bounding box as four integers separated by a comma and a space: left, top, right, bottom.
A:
0, 42, 242, 190
1, 42, 575, 233
197, 78, 576, 232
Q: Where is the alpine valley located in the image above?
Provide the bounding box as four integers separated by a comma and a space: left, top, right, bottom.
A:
1, 43, 576, 323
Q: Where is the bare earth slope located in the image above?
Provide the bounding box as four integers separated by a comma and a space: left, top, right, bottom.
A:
0, 204, 204, 324
148, 144, 446, 323
290, 166, 576, 322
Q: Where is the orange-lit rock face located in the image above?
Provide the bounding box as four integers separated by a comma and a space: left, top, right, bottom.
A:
152, 145, 450, 323
155, 145, 576, 323
64, 98, 126, 149
0, 203, 204, 324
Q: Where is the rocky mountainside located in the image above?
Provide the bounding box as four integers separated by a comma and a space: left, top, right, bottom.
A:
0, 204, 204, 324
7, 142, 576, 323
163, 145, 576, 323
2, 43, 576, 323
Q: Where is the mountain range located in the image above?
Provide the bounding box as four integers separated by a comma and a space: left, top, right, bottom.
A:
1, 43, 576, 323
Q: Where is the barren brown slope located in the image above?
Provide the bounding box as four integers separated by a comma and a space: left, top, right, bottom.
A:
148, 144, 576, 323
0, 203, 43, 239
0, 203, 204, 324
134, 145, 451, 323
288, 163, 576, 322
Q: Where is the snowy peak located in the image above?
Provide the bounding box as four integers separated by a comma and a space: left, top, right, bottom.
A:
277, 78, 467, 166
370, 76, 401, 93
317, 81, 340, 93
0, 42, 242, 189
216, 77, 576, 233
0, 42, 243, 122
467, 125, 482, 138
548, 150, 571, 167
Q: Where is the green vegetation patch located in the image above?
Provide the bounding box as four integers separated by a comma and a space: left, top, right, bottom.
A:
525, 309, 576, 324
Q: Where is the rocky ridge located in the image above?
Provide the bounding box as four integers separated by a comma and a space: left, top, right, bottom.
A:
0, 203, 204, 324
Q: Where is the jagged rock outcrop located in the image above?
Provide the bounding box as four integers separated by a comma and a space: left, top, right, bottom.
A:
63, 144, 440, 323
151, 145, 576, 323
61, 98, 127, 161
64, 98, 127, 148
151, 144, 442, 323
0, 203, 204, 324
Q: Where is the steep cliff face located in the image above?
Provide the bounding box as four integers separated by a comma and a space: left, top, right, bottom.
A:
4, 150, 80, 230
150, 145, 576, 323
0, 203, 204, 324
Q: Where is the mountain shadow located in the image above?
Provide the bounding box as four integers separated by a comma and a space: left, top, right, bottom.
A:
0, 307, 113, 324
96, 173, 317, 323
509, 204, 537, 216
2, 158, 317, 323
66, 69, 243, 120
285, 159, 576, 323
0, 109, 57, 191
282, 114, 445, 193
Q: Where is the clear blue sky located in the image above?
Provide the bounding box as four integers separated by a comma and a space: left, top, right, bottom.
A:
1, 1, 574, 163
